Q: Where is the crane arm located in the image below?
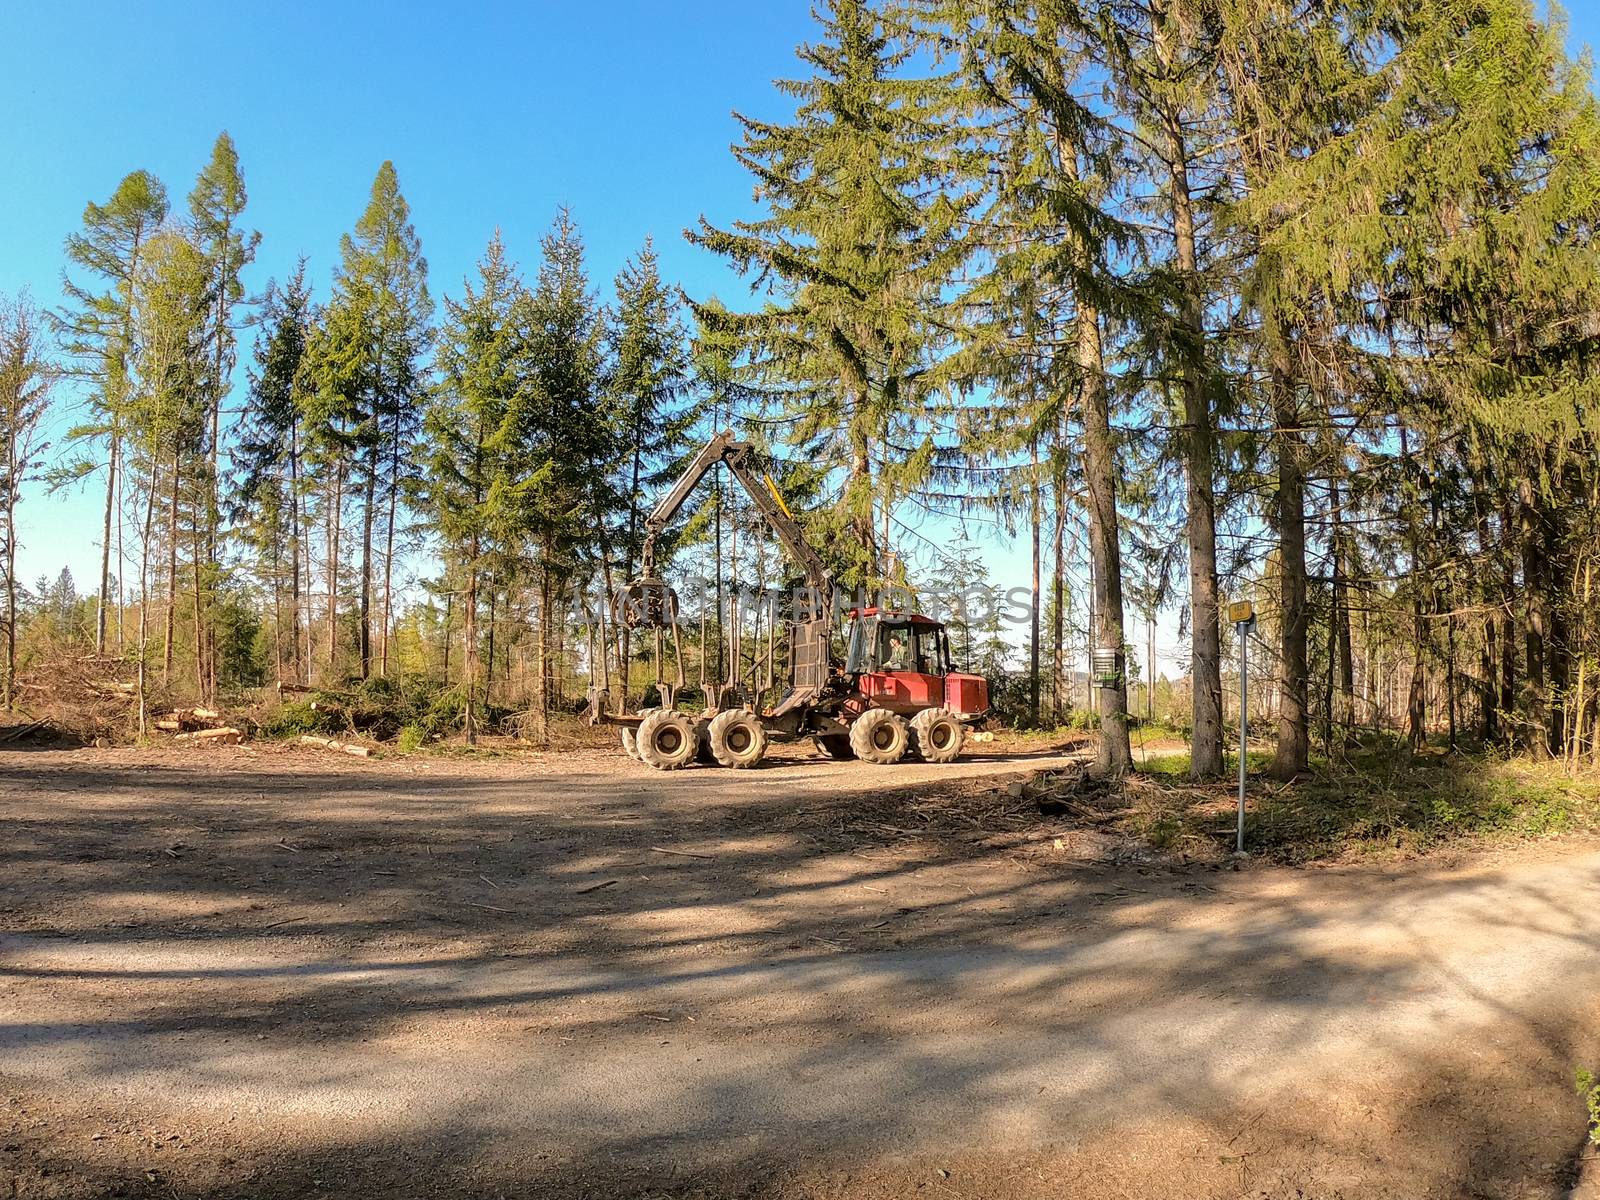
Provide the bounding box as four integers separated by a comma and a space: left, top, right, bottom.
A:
638, 430, 833, 600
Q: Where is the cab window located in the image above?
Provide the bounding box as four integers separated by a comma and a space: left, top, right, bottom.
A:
845, 616, 875, 674
877, 623, 942, 674
878, 623, 914, 671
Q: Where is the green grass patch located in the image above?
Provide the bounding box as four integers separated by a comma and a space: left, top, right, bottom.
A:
1122, 745, 1600, 863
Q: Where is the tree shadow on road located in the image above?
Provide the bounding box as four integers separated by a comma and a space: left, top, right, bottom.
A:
2, 746, 1597, 1198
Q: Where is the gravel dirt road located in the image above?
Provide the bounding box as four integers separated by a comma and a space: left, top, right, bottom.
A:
2, 740, 1598, 1198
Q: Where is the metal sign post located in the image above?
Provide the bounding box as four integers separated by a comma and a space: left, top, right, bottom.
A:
1228, 601, 1256, 855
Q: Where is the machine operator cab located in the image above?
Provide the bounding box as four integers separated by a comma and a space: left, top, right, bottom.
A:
843, 608, 989, 718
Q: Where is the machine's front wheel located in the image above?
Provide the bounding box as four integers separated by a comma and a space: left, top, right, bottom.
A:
911, 707, 966, 764
636, 709, 698, 770
850, 708, 910, 765
708, 709, 769, 768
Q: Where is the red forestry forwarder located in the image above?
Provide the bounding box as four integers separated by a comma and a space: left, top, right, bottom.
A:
584, 431, 989, 770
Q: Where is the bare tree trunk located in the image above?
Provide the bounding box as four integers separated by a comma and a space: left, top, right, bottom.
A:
1519, 479, 1548, 758
359, 452, 377, 679
137, 453, 159, 735
380, 432, 401, 677
96, 439, 117, 654
1331, 479, 1355, 748
532, 566, 551, 743
1407, 594, 1428, 748
203, 207, 235, 705
116, 451, 126, 652
325, 462, 343, 683
441, 590, 453, 684
1052, 469, 1066, 722
162, 448, 179, 684
1446, 609, 1459, 749
1270, 360, 1309, 780
191, 517, 205, 699
3, 427, 16, 707
1151, 0, 1223, 778
1029, 438, 1041, 728
485, 575, 498, 706
1081, 320, 1131, 775
463, 561, 478, 746
289, 421, 304, 684
1544, 495, 1571, 757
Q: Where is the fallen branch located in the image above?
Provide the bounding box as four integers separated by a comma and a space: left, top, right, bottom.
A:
298, 734, 371, 758
574, 878, 619, 894
649, 846, 713, 860
0, 718, 49, 744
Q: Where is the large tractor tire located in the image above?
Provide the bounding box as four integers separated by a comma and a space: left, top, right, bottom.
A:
850, 708, 910, 765
619, 707, 656, 759
636, 709, 698, 770
708, 709, 769, 768
813, 733, 855, 761
911, 706, 966, 764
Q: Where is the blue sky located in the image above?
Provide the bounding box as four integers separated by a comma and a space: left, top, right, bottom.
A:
0, 2, 816, 591
2, 1, 1597, 676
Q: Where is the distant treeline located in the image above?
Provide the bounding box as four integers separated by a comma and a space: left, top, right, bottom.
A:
1, 0, 1597, 767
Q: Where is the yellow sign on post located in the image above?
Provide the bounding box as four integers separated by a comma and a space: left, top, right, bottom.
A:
1228, 600, 1255, 624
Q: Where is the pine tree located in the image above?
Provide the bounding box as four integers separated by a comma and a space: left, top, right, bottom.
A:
55, 169, 170, 653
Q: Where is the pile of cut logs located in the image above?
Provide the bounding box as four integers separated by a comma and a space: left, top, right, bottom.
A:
152, 706, 244, 746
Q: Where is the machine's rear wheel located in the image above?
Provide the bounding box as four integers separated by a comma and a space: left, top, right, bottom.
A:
911, 707, 965, 764
850, 708, 910, 765
708, 709, 768, 768
636, 709, 698, 770
813, 733, 854, 760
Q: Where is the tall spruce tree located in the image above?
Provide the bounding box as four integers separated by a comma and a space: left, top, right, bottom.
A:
1102, 0, 1231, 776
605, 238, 696, 703
688, 0, 969, 590
425, 232, 530, 744
515, 209, 608, 737
188, 131, 259, 698
911, 0, 1137, 772
236, 262, 313, 681
324, 161, 430, 677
